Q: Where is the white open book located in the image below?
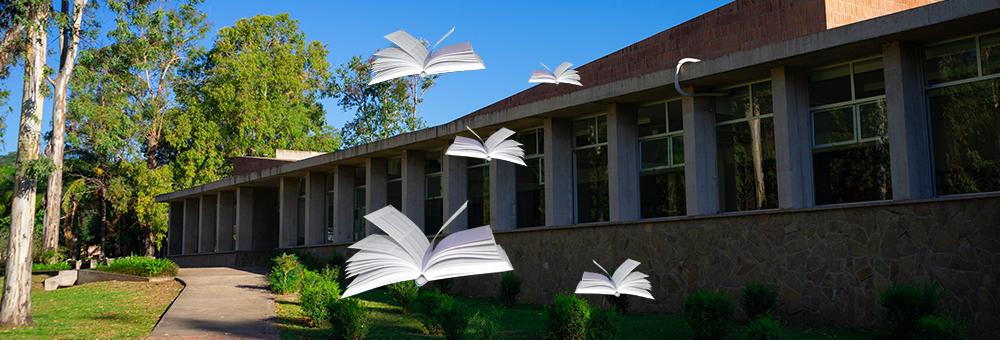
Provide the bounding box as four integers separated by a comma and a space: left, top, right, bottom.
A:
445, 126, 526, 166
341, 201, 513, 298
368, 27, 486, 85
528, 62, 582, 86
574, 259, 654, 299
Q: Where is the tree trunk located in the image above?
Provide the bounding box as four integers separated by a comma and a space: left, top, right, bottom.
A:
0, 7, 47, 326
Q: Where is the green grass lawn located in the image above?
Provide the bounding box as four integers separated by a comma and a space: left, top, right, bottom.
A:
276, 289, 874, 339
0, 275, 182, 339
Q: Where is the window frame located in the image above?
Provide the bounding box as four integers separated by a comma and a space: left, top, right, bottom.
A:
521, 127, 545, 185
571, 113, 609, 223
923, 30, 1000, 90
808, 56, 888, 150
637, 99, 685, 172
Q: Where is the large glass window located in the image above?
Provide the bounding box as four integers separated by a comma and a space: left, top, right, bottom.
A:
573, 115, 609, 223
467, 158, 490, 227
637, 100, 686, 218
925, 32, 1000, 195
296, 178, 305, 245
516, 128, 544, 227
387, 158, 402, 210
352, 166, 366, 241
716, 81, 778, 212
325, 172, 334, 242
424, 152, 443, 233
809, 58, 891, 205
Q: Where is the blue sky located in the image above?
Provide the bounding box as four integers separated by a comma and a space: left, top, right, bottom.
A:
0, 0, 730, 153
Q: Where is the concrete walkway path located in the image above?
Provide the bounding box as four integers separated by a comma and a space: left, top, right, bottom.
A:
149, 267, 277, 339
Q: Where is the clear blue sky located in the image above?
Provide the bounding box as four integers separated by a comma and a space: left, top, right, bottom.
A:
0, 0, 731, 153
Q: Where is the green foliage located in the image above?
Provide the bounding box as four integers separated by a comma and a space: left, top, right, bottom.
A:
743, 314, 783, 340
32, 262, 71, 272
466, 307, 502, 340
880, 281, 942, 338
22, 158, 54, 181
268, 253, 304, 294
33, 247, 66, 264
327, 297, 369, 340
387, 280, 420, 314
498, 271, 521, 307
743, 282, 779, 319
547, 293, 591, 340
587, 308, 621, 340
300, 270, 341, 327
684, 290, 734, 340
914, 314, 965, 340
97, 256, 178, 277
413, 289, 456, 335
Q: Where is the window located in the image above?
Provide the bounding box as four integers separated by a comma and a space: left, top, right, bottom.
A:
809, 58, 891, 205
716, 81, 777, 212
296, 178, 305, 245
352, 166, 366, 241
467, 158, 489, 227
573, 115, 609, 223
387, 158, 402, 210
637, 100, 685, 218
516, 128, 544, 227
424, 152, 443, 233
324, 172, 334, 242
925, 32, 1000, 195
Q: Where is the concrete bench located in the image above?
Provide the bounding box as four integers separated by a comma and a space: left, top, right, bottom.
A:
43, 270, 78, 291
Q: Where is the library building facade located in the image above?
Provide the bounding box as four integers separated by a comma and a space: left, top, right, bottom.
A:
158, 0, 1000, 335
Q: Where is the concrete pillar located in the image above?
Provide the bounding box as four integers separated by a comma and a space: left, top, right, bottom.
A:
198, 195, 217, 253
278, 177, 300, 248
304, 171, 326, 245
402, 150, 426, 229
333, 165, 356, 243
490, 159, 517, 230
682, 88, 720, 215
442, 152, 467, 232
183, 199, 198, 254
544, 117, 573, 226
607, 103, 641, 221
884, 41, 934, 200
168, 202, 184, 255
771, 66, 816, 208
365, 158, 387, 235
216, 191, 235, 252
236, 187, 254, 251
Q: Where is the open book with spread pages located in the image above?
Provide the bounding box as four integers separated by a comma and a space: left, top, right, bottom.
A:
368, 27, 486, 85
445, 126, 526, 166
528, 61, 582, 86
341, 201, 513, 298
574, 258, 655, 299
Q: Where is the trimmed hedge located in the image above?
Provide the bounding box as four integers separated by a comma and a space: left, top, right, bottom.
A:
96, 256, 178, 277
32, 262, 71, 272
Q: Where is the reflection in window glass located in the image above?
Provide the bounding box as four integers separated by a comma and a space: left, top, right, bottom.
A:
813, 107, 856, 145
352, 166, 366, 241
516, 129, 544, 228
424, 152, 442, 233
716, 81, 777, 212
980, 32, 1000, 76
853, 58, 886, 99
638, 100, 685, 218
808, 64, 852, 107
387, 158, 402, 210
325, 173, 335, 242
924, 38, 978, 85
467, 158, 490, 228
574, 116, 609, 223
928, 79, 1000, 195
296, 178, 305, 245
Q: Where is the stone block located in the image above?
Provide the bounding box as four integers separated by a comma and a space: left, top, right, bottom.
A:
43, 270, 78, 291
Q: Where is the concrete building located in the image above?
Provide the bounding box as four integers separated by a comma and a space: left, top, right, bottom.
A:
157, 0, 1000, 335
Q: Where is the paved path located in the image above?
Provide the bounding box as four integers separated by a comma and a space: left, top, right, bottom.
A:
149, 267, 277, 339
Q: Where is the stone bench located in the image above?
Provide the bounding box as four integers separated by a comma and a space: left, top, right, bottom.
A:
43, 270, 79, 291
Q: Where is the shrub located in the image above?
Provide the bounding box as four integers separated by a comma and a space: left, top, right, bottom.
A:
96, 256, 178, 277
414, 289, 456, 335
467, 307, 502, 340
587, 308, 621, 340
387, 280, 420, 313
880, 282, 941, 338
743, 314, 783, 340
33, 248, 65, 265
328, 297, 369, 340
547, 293, 591, 340
915, 314, 964, 340
743, 282, 779, 319
499, 272, 521, 307
32, 262, 70, 272
268, 253, 304, 294
684, 290, 734, 340
300, 272, 341, 327
439, 301, 469, 340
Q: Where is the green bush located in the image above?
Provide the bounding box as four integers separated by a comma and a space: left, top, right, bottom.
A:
439, 301, 469, 340
268, 253, 304, 294
387, 280, 420, 313
743, 282, 779, 319
880, 282, 941, 338
684, 290, 734, 340
33, 248, 65, 265
414, 289, 456, 335
32, 262, 70, 272
915, 314, 964, 340
327, 297, 369, 340
300, 271, 341, 327
547, 293, 591, 340
587, 308, 621, 340
743, 314, 783, 340
466, 307, 502, 340
96, 256, 178, 277
499, 272, 521, 307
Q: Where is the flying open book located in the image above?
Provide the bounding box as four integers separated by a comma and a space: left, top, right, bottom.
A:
368, 27, 486, 85
574, 259, 654, 299
341, 201, 513, 298
445, 126, 526, 166
528, 62, 582, 86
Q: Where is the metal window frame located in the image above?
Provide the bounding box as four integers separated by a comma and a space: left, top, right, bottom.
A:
637, 99, 685, 171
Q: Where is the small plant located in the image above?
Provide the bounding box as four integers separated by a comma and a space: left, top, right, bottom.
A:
499, 272, 521, 307
439, 300, 469, 340
467, 307, 503, 340
547, 293, 591, 340
387, 280, 420, 313
880, 281, 941, 338
96, 256, 179, 277
743, 282, 779, 319
327, 297, 369, 340
743, 313, 783, 340
684, 290, 734, 340
32, 262, 71, 272
587, 308, 621, 340
300, 271, 341, 327
915, 314, 964, 340
268, 253, 304, 294
414, 289, 456, 335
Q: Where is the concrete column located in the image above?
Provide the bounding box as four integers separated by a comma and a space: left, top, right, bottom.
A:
365, 158, 387, 235
236, 187, 254, 251
168, 202, 184, 255
771, 66, 816, 208
544, 117, 573, 226
333, 165, 356, 243
304, 171, 326, 245
183, 199, 198, 254
682, 88, 720, 215
278, 177, 300, 248
490, 159, 517, 230
884, 41, 934, 200
198, 195, 217, 253
442, 152, 467, 232
216, 191, 235, 252
402, 150, 426, 229
607, 103, 641, 221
